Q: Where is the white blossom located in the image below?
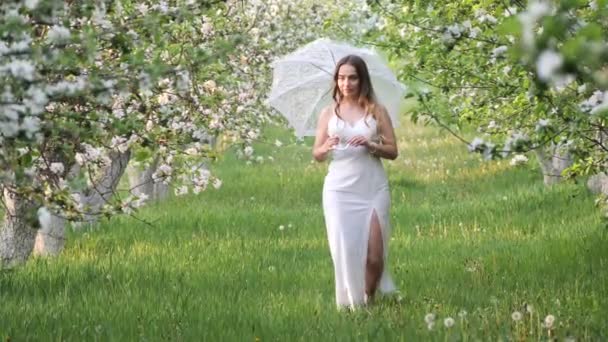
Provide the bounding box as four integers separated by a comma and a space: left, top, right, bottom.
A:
145, 120, 155, 131
519, 1, 553, 48
176, 70, 191, 92
536, 118, 551, 131
510, 154, 529, 166
21, 116, 41, 137
446, 24, 463, 39
9, 38, 31, 54
503, 132, 530, 156
136, 3, 149, 15
138, 72, 152, 93
580, 90, 608, 114
25, 86, 48, 115
201, 22, 213, 36
47, 25, 71, 44
155, 0, 169, 13
482, 142, 495, 160
71, 193, 83, 211
157, 92, 173, 105
478, 14, 497, 24
212, 178, 222, 189
185, 147, 198, 156
536, 50, 563, 82
153, 164, 173, 183
132, 193, 148, 208
468, 137, 486, 152
120, 198, 134, 214
174, 185, 188, 196
24, 0, 40, 10
74, 153, 86, 166
0, 120, 19, 137
577, 83, 587, 94
203, 80, 217, 93
49, 162, 65, 174
590, 0, 598, 9
1, 60, 36, 81
504, 6, 518, 17
46, 78, 88, 96
468, 27, 482, 38
399, 26, 408, 38
491, 45, 508, 58
110, 136, 129, 153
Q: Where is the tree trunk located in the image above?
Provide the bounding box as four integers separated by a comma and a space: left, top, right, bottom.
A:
586, 129, 608, 195
32, 162, 81, 257
587, 172, 608, 195
0, 188, 38, 268
77, 150, 132, 226
535, 143, 573, 186
127, 154, 168, 202
33, 213, 66, 257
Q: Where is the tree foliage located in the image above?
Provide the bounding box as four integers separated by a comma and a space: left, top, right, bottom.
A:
365, 0, 608, 179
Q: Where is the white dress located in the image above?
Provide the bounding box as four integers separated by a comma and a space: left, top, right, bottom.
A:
323, 113, 397, 309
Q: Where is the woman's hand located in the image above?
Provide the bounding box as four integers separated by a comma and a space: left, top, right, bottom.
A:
347, 135, 381, 156
347, 135, 370, 147
323, 135, 340, 153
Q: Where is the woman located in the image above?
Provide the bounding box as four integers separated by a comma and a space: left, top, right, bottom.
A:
313, 54, 398, 309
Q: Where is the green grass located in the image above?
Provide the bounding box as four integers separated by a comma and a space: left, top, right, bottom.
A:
1, 116, 607, 341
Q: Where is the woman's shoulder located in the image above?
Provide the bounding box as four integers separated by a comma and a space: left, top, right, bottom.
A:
320, 104, 336, 118
318, 104, 336, 126
371, 102, 388, 116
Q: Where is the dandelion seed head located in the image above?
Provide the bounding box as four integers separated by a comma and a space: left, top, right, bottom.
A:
458, 309, 468, 318
512, 311, 523, 321
444, 317, 455, 328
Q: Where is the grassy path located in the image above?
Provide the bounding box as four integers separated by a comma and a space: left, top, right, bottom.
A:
1, 120, 607, 340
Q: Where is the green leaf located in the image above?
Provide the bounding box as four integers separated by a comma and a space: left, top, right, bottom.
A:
133, 148, 153, 163
497, 17, 521, 36
577, 23, 604, 42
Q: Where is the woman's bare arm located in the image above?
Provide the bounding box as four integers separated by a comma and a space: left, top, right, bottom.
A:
369, 106, 398, 160
312, 107, 338, 162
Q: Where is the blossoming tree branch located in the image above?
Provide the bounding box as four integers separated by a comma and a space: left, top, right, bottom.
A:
364, 0, 607, 186
0, 0, 371, 267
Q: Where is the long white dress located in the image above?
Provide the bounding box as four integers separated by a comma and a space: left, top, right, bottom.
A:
323, 112, 397, 309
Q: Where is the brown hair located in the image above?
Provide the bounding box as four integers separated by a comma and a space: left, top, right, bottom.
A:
332, 54, 379, 123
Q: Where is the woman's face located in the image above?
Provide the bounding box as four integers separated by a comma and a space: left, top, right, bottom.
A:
337, 64, 359, 98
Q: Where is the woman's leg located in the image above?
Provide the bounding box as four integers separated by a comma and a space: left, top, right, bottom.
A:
365, 210, 384, 301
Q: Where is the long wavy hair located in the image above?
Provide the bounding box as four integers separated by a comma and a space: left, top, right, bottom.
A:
332, 54, 379, 123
